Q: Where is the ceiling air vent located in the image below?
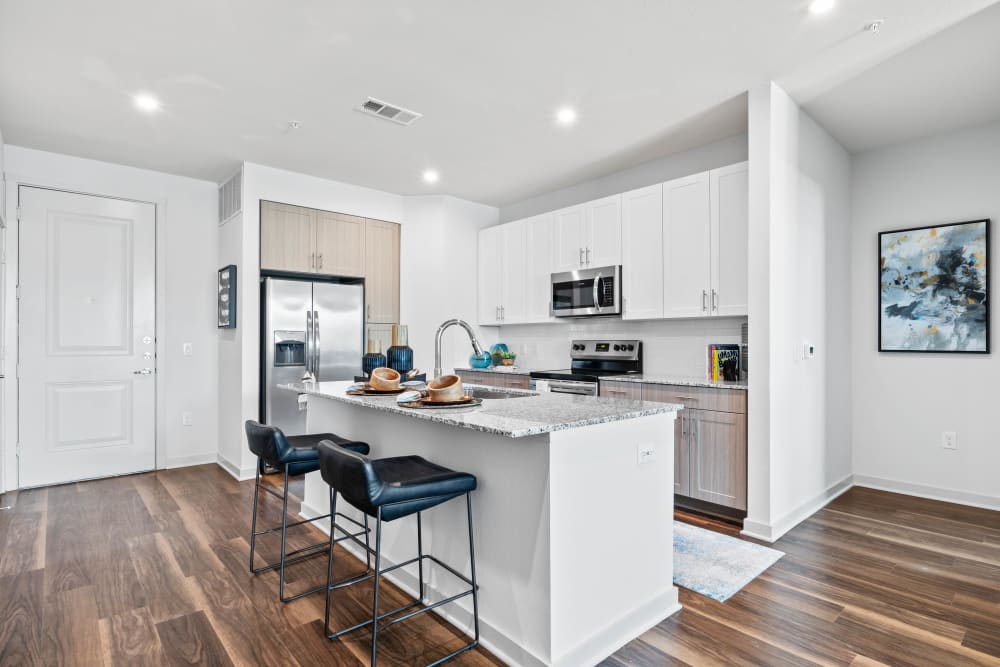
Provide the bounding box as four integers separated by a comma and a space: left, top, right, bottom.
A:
356, 97, 422, 126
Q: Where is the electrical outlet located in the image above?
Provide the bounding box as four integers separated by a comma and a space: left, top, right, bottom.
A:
637, 444, 657, 465
942, 431, 957, 450
182, 411, 193, 426
182, 342, 193, 356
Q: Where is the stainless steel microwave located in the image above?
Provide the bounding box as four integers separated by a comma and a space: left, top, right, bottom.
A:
550, 265, 622, 318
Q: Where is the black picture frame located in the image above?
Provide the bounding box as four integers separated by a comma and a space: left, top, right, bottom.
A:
878, 219, 989, 354
218, 264, 237, 329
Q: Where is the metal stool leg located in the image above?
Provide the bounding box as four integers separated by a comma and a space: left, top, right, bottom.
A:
278, 467, 291, 602
371, 508, 384, 667
467, 492, 480, 647
417, 511, 425, 601
249, 460, 262, 572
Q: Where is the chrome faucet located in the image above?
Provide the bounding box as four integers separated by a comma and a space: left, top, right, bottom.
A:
434, 319, 485, 379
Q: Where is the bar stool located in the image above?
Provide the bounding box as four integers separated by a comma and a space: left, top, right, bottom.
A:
244, 420, 371, 603
317, 441, 480, 666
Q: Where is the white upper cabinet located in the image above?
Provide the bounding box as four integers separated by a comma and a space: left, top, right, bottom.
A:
501, 221, 527, 324
621, 184, 664, 320
524, 213, 554, 322
586, 194, 622, 267
710, 161, 749, 317
478, 226, 503, 326
552, 196, 622, 271
663, 172, 712, 318
552, 205, 587, 272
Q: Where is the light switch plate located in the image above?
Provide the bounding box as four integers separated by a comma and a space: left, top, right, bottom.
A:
182, 343, 193, 356
182, 411, 193, 426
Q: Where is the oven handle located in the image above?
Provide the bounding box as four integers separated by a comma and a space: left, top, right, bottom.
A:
593, 272, 602, 312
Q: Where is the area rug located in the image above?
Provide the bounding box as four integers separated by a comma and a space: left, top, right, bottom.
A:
673, 521, 784, 602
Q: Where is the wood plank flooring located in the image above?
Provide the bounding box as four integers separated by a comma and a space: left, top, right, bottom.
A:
1, 467, 998, 666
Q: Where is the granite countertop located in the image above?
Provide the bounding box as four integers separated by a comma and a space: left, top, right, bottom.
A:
603, 375, 748, 390
280, 380, 682, 439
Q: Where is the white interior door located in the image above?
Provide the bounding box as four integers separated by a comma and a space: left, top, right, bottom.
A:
18, 187, 156, 487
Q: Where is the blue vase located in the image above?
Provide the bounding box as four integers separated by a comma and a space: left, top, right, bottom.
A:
386, 324, 414, 373
362, 339, 386, 377
469, 351, 492, 369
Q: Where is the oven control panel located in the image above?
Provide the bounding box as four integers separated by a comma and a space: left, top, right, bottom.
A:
570, 339, 641, 360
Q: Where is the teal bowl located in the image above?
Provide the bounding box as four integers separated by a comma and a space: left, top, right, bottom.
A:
469, 352, 492, 369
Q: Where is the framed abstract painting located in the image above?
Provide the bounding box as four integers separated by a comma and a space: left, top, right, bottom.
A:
879, 219, 989, 353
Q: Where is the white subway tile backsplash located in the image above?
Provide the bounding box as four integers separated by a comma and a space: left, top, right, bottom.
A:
498, 317, 746, 377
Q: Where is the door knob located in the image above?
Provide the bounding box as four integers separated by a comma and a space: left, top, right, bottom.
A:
133, 368, 155, 375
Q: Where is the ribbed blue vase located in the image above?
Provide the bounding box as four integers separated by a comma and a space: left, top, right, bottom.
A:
386, 324, 414, 374
362, 339, 387, 377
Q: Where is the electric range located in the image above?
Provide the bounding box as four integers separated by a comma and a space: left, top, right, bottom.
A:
530, 339, 642, 396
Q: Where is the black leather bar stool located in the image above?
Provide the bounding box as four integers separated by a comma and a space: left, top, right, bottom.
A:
317, 441, 480, 666
244, 420, 371, 603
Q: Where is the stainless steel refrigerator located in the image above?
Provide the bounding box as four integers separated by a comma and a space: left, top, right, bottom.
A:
261, 276, 364, 436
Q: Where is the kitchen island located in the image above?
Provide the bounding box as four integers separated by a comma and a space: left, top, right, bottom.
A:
283, 380, 682, 667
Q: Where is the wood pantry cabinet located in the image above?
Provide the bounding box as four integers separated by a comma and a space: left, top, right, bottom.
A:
259, 201, 400, 325
600, 380, 748, 513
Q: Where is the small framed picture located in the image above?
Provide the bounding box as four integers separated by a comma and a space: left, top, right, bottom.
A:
218, 265, 237, 329
879, 219, 989, 353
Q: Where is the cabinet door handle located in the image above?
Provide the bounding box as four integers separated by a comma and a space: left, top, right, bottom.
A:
318, 253, 324, 270
712, 289, 718, 312
585, 247, 591, 265
501, 305, 505, 320
310, 252, 315, 269
702, 289, 708, 313
495, 305, 500, 321
367, 304, 371, 321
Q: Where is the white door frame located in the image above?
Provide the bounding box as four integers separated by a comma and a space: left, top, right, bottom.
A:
2, 176, 165, 491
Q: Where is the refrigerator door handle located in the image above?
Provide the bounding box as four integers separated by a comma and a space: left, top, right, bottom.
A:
312, 310, 321, 381
304, 310, 314, 376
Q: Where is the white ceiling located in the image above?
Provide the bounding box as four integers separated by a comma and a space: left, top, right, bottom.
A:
0, 1, 996, 205
802, 1, 1000, 153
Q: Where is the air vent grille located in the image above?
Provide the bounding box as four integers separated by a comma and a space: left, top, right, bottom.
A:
218, 168, 242, 224
356, 97, 422, 126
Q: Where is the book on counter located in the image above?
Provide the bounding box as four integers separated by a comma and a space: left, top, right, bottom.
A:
707, 344, 740, 382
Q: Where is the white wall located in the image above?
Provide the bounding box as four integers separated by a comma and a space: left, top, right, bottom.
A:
851, 119, 1000, 509
401, 196, 499, 375
499, 134, 747, 223
2, 145, 220, 489
497, 318, 744, 377
744, 83, 853, 541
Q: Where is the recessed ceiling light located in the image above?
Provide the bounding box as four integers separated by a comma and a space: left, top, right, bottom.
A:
556, 107, 577, 126
808, 0, 835, 15
133, 93, 161, 113
422, 169, 439, 184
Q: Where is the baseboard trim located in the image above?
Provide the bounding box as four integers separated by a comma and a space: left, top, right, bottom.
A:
216, 453, 256, 481
300, 499, 549, 667
741, 473, 855, 543
162, 453, 218, 470
853, 474, 1000, 512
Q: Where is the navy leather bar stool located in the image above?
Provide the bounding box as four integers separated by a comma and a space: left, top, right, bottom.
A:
244, 420, 371, 603
317, 441, 480, 667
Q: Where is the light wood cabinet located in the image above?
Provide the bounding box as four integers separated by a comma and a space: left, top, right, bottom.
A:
316, 211, 365, 277
634, 382, 747, 512
598, 380, 642, 400
260, 201, 315, 273
457, 370, 530, 389
364, 219, 400, 324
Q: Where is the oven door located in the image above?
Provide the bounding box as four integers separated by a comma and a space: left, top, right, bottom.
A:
550, 265, 622, 317
546, 379, 599, 396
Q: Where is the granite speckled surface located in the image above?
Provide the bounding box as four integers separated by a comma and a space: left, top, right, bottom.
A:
280, 381, 681, 439
603, 375, 748, 390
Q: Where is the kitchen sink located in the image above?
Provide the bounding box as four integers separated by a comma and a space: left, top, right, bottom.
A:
465, 387, 536, 400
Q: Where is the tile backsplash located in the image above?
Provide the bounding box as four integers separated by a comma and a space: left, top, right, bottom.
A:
497, 316, 747, 377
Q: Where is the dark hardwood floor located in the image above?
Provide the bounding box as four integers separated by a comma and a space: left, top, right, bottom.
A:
1, 465, 999, 666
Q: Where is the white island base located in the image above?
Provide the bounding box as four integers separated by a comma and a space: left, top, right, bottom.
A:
297, 385, 681, 667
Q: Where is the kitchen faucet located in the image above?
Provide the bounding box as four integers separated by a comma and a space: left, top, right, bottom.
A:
434, 319, 485, 379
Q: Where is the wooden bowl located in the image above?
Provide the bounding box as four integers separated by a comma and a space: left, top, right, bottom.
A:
369, 367, 401, 391
426, 374, 464, 402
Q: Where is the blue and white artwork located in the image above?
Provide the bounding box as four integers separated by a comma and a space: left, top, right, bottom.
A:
879, 220, 989, 353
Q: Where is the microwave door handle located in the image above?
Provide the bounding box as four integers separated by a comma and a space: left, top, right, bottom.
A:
313, 310, 320, 381
593, 273, 602, 312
